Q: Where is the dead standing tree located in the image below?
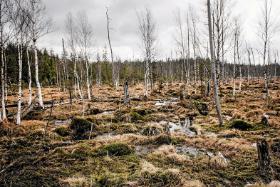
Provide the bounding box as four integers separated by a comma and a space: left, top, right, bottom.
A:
207, 0, 223, 126
65, 12, 82, 99
0, 0, 13, 122
257, 0, 278, 103
174, 9, 188, 84
106, 8, 119, 89
76, 11, 93, 100
212, 0, 232, 82
138, 8, 156, 96
232, 19, 242, 96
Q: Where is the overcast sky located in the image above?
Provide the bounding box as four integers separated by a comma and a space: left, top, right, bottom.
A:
38, 0, 280, 62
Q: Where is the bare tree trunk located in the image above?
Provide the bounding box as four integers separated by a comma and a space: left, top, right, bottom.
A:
144, 60, 150, 96
106, 8, 119, 89
1, 43, 6, 121
233, 32, 236, 96
247, 49, 251, 83
0, 21, 6, 121
85, 59, 91, 100
73, 59, 82, 99
27, 47, 32, 106
33, 39, 44, 108
239, 64, 242, 92
257, 139, 272, 182
207, 0, 223, 126
138, 9, 156, 96
4, 49, 7, 102
16, 43, 22, 125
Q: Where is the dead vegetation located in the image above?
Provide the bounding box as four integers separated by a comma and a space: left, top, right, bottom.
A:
0, 80, 280, 186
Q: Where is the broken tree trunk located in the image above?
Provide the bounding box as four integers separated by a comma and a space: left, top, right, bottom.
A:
124, 81, 129, 105
257, 139, 272, 182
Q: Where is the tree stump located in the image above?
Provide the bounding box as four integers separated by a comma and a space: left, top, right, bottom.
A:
261, 114, 270, 126
124, 81, 129, 104
257, 139, 272, 182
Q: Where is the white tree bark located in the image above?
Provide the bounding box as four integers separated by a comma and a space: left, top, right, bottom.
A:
16, 44, 22, 125
239, 64, 242, 92
74, 59, 82, 99
1, 44, 6, 120
0, 11, 6, 121
27, 47, 32, 106
207, 0, 223, 126
85, 59, 91, 100
138, 9, 156, 96
33, 39, 44, 108
233, 37, 236, 96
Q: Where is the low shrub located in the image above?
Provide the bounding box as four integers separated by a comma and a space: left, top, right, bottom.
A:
130, 112, 144, 122
142, 126, 162, 136
153, 135, 172, 145
70, 118, 95, 139
54, 126, 71, 137
139, 169, 183, 186
229, 120, 253, 131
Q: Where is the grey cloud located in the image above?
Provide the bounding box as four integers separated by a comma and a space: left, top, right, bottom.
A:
38, 0, 280, 61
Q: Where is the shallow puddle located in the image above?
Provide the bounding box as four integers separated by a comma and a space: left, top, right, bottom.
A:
54, 119, 72, 126
155, 97, 179, 106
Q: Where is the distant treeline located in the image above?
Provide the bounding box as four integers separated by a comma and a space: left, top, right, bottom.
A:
2, 43, 280, 89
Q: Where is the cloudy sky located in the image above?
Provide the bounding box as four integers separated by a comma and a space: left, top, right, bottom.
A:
38, 0, 280, 62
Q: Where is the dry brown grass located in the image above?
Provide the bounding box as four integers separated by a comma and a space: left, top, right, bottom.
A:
151, 145, 189, 164
182, 180, 206, 187
140, 160, 159, 174
60, 176, 88, 187
245, 181, 280, 187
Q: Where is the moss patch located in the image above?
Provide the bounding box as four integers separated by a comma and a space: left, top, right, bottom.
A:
95, 143, 134, 157
229, 120, 254, 131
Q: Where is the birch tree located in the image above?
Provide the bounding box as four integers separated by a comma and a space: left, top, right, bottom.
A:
207, 0, 223, 126
96, 52, 102, 86
174, 9, 186, 83
0, 0, 12, 122
27, 0, 51, 108
65, 12, 83, 99
190, 6, 200, 84
76, 11, 93, 100
212, 0, 232, 81
26, 46, 32, 106
12, 0, 30, 125
137, 8, 156, 96
258, 0, 278, 101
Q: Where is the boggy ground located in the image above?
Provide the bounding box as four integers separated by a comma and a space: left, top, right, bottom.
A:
0, 79, 280, 187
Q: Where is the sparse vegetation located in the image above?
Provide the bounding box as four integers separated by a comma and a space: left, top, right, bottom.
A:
0, 0, 280, 186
